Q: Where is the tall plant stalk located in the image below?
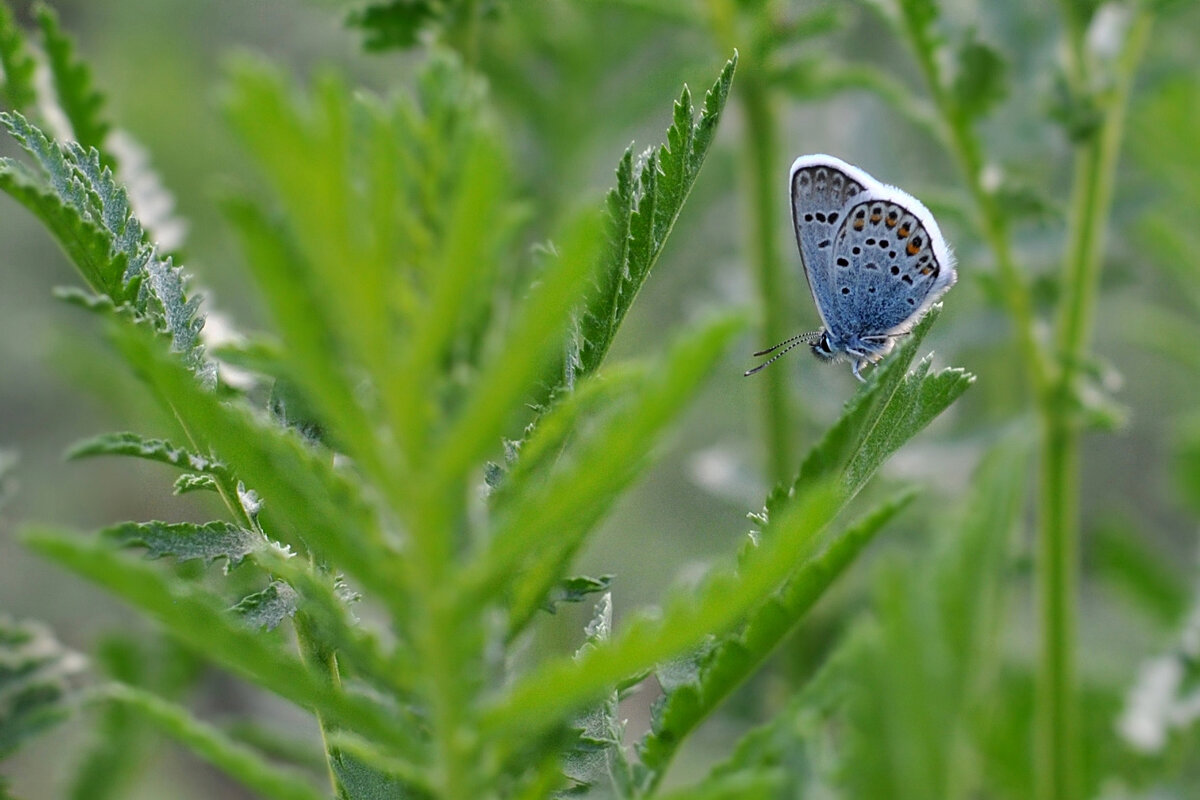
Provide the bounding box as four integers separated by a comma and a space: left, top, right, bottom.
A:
741, 70, 796, 483
706, 0, 796, 484
1037, 11, 1152, 800
889, 3, 1153, 797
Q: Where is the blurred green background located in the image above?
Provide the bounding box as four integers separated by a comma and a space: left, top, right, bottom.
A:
3, 0, 1200, 797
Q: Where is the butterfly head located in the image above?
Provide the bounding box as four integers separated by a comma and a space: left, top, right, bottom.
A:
809, 331, 837, 362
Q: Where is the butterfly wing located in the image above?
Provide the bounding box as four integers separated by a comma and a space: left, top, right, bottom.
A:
825, 184, 956, 340
789, 155, 881, 331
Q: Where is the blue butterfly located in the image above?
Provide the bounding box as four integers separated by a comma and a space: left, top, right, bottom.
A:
747, 155, 956, 381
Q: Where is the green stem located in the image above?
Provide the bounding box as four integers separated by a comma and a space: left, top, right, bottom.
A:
294, 611, 345, 796
1036, 13, 1151, 800
740, 70, 796, 484
895, 7, 1048, 397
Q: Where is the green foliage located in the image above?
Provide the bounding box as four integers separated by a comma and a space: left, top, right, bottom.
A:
565, 54, 736, 395
0, 3, 35, 111
101, 520, 266, 571
345, 0, 442, 50
830, 437, 1029, 799
67, 431, 229, 477
0, 616, 82, 759
0, 3, 987, 798
951, 33, 1008, 120
781, 307, 972, 507
33, 1, 110, 152
100, 684, 327, 800
0, 112, 212, 385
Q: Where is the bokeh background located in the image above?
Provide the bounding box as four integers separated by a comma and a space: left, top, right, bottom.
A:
3, 0, 1200, 797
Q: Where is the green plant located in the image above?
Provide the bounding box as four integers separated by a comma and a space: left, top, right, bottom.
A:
0, 4, 974, 798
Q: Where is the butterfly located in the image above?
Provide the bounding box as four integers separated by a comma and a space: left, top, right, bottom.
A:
746, 155, 956, 381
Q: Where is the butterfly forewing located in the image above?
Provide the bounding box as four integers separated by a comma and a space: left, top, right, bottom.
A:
790, 158, 876, 329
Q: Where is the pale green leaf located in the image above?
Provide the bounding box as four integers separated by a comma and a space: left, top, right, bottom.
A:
232, 582, 300, 632
461, 314, 744, 631
0, 616, 83, 758
100, 684, 326, 800
67, 432, 228, 476
23, 527, 423, 761
102, 520, 264, 571
0, 112, 212, 385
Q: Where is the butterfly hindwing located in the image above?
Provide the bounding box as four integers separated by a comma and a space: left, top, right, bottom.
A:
827, 193, 956, 337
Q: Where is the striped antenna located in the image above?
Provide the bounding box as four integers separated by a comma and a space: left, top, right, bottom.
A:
744, 331, 823, 376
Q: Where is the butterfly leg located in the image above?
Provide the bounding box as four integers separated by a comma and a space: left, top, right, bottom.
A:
851, 359, 867, 382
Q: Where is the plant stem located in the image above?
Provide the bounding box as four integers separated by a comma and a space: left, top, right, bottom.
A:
1036, 13, 1151, 800
895, 7, 1048, 397
740, 68, 796, 484
294, 610, 346, 796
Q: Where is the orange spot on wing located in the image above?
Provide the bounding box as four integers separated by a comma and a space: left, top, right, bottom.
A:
920, 266, 932, 275
870, 212, 882, 223
853, 219, 865, 230
897, 225, 910, 238
906, 241, 921, 256
885, 217, 898, 228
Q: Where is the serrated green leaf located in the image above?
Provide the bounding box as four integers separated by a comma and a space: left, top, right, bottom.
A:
542, 575, 615, 614
34, 2, 109, 153
232, 582, 300, 631
635, 489, 917, 789
323, 731, 434, 797
561, 53, 736, 396
67, 431, 228, 474
346, 0, 441, 51
462, 313, 744, 632
173, 473, 218, 495
23, 527, 423, 761
951, 33, 1008, 120
102, 520, 264, 571
0, 112, 212, 385
480, 480, 841, 743
771, 306, 973, 517
100, 684, 326, 800
0, 3, 36, 111
427, 209, 604, 491
0, 616, 83, 759
562, 595, 635, 797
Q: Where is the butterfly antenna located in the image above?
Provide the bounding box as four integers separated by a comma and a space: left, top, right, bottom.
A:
744, 332, 821, 377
